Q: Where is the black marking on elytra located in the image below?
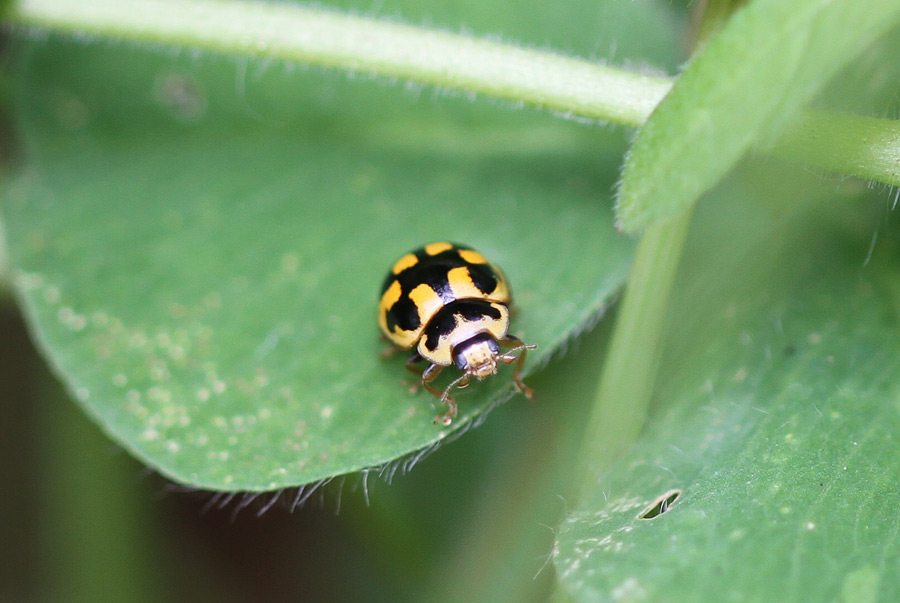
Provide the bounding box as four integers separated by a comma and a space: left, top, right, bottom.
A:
385, 295, 420, 334
466, 262, 500, 295
383, 244, 500, 334
420, 262, 455, 304
422, 299, 502, 352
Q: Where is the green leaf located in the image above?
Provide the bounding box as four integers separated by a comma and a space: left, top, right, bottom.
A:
616, 0, 900, 233
555, 168, 900, 600
1, 29, 642, 490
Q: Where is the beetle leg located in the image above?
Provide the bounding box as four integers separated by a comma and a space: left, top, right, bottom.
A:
379, 346, 400, 359
405, 352, 426, 375
379, 333, 406, 359
418, 364, 466, 425
424, 368, 476, 427
433, 372, 472, 426
498, 336, 537, 399
391, 352, 423, 393
421, 363, 445, 398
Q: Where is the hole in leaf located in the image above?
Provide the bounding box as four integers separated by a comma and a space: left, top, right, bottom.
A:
638, 489, 681, 520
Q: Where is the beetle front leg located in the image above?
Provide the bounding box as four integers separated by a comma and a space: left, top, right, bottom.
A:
395, 352, 428, 392
422, 364, 459, 426
499, 336, 537, 399
421, 362, 445, 397
406, 351, 426, 374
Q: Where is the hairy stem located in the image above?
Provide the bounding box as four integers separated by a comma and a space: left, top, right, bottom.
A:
572, 210, 693, 496
572, 0, 740, 499
12, 0, 670, 127
11, 0, 900, 192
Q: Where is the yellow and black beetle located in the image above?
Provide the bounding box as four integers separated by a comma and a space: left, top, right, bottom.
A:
378, 242, 535, 425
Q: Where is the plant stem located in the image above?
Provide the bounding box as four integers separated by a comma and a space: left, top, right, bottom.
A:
572, 0, 740, 500
12, 0, 670, 127
768, 110, 900, 186
11, 0, 900, 192
573, 210, 693, 496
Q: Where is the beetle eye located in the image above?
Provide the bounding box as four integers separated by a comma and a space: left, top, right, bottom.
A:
453, 345, 470, 370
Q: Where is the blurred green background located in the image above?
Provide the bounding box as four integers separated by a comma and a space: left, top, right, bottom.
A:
4, 0, 900, 601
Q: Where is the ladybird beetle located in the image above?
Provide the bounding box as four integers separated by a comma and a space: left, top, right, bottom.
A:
378, 242, 536, 426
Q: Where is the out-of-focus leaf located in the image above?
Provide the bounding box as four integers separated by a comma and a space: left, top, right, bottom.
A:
616, 0, 900, 233
555, 167, 900, 600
